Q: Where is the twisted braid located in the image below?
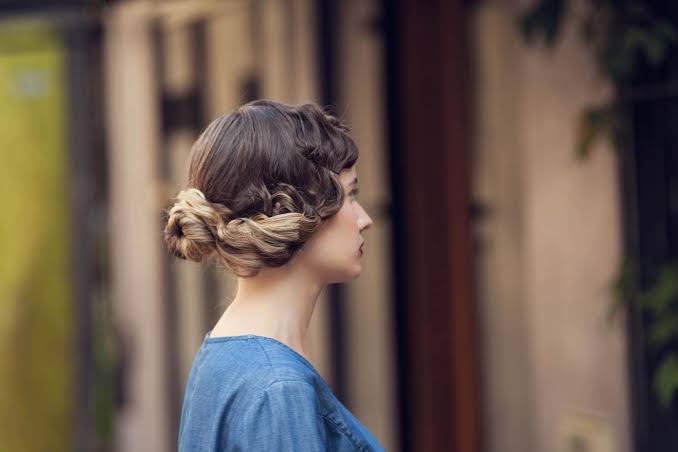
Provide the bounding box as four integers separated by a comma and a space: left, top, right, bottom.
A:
164, 185, 325, 277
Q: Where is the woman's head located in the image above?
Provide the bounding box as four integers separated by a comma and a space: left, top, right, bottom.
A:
164, 99, 372, 283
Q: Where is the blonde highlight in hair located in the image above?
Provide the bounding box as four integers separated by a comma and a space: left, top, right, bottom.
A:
163, 99, 358, 277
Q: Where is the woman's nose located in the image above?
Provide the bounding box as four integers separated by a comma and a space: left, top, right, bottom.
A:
360, 213, 373, 231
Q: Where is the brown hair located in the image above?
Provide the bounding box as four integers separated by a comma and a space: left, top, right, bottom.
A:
163, 99, 359, 277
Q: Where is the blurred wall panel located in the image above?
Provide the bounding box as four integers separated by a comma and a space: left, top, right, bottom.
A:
470, 3, 531, 452
519, 7, 631, 452
258, 0, 292, 102
338, 0, 397, 450
0, 18, 73, 452
470, 1, 631, 452
103, 2, 170, 451
205, 0, 254, 118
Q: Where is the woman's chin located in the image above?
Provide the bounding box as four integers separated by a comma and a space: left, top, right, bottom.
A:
327, 264, 363, 284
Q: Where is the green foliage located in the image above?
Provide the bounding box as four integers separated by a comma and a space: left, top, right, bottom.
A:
600, 17, 677, 82
92, 291, 116, 450
611, 259, 678, 408
520, 0, 678, 82
519, 0, 678, 410
519, 0, 565, 47
519, 0, 678, 158
576, 103, 621, 160
655, 354, 678, 408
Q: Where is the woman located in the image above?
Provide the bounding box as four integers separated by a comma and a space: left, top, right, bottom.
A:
164, 99, 384, 451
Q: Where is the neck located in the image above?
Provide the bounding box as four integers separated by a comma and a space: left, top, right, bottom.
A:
211, 255, 325, 360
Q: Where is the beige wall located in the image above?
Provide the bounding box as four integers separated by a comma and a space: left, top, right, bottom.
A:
471, 3, 531, 451
104, 2, 169, 451
471, 2, 630, 452
339, 1, 398, 451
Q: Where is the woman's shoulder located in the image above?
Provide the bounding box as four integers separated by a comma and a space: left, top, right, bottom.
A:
193, 334, 325, 400
180, 335, 321, 429
180, 334, 385, 451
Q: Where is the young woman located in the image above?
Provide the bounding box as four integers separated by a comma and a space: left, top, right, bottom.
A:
164, 99, 384, 451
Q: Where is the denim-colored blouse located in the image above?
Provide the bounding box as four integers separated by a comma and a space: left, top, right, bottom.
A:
178, 330, 386, 451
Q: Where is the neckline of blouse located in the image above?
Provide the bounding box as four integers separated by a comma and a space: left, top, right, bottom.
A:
203, 329, 322, 378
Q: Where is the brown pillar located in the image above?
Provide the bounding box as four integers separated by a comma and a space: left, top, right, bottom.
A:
386, 0, 482, 450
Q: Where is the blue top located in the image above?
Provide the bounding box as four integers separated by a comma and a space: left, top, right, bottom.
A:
178, 330, 386, 451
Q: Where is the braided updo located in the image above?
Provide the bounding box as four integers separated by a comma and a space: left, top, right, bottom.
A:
163, 99, 359, 277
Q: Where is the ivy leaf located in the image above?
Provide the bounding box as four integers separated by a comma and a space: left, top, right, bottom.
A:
654, 21, 678, 43
576, 104, 617, 160
640, 264, 678, 315
654, 354, 678, 409
648, 312, 678, 346
607, 257, 639, 325
641, 31, 666, 65
519, 0, 566, 47
603, 27, 643, 81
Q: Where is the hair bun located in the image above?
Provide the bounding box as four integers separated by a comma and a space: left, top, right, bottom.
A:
164, 188, 222, 262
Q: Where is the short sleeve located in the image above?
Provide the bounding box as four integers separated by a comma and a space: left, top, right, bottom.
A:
225, 380, 328, 452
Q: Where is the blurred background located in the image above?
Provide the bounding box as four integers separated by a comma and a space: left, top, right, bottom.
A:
1, 0, 677, 451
